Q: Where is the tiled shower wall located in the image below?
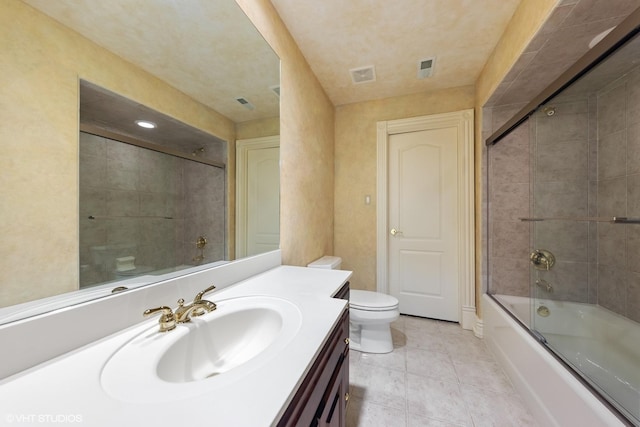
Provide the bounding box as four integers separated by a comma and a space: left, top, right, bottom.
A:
486, 98, 595, 301
486, 104, 531, 297
486, 70, 640, 323
595, 67, 640, 322
532, 96, 593, 303
79, 132, 225, 287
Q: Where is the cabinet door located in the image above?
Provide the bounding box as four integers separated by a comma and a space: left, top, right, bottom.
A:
342, 350, 349, 417
278, 309, 349, 427
315, 356, 345, 427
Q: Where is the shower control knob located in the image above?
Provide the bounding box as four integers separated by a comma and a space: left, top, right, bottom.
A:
530, 249, 555, 271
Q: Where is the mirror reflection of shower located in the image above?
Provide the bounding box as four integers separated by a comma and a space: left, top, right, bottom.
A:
79, 132, 226, 288
78, 82, 227, 289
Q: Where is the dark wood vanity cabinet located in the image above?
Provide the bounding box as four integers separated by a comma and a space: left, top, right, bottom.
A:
333, 281, 349, 301
278, 282, 350, 427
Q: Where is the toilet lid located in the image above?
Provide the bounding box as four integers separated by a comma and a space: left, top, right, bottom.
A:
349, 290, 399, 310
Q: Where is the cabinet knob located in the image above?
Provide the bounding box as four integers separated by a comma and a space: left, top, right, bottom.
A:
344, 337, 350, 345
345, 392, 350, 402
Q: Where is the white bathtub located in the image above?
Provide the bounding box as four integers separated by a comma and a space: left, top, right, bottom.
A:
484, 294, 638, 427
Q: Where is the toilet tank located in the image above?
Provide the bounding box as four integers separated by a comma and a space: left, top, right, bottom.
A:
307, 256, 342, 270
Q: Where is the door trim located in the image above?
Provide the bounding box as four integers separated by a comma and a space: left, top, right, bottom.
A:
376, 110, 475, 330
235, 135, 280, 259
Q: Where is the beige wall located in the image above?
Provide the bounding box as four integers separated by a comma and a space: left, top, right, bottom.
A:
1, 1, 235, 306
235, 117, 280, 141
236, 0, 336, 266
473, 0, 557, 313
334, 86, 475, 291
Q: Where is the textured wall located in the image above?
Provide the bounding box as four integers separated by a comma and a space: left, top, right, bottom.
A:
0, 1, 234, 307
236, 0, 336, 266
235, 117, 280, 141
475, 0, 558, 107
596, 69, 640, 322
334, 87, 475, 291
486, 105, 530, 298
487, 98, 593, 301
532, 98, 592, 303
478, 0, 639, 316
475, 0, 558, 314
487, 66, 640, 325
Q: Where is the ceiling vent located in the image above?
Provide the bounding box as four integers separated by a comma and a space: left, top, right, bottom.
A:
417, 57, 436, 79
350, 65, 376, 84
235, 97, 255, 110
270, 85, 281, 98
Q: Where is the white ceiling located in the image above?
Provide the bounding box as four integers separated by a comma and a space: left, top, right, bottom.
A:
24, 0, 524, 115
22, 0, 280, 123
270, 0, 523, 106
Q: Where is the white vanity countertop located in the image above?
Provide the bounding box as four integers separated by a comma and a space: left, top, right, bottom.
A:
0, 266, 352, 427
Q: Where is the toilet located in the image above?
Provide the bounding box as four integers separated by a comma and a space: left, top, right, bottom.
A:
307, 256, 400, 354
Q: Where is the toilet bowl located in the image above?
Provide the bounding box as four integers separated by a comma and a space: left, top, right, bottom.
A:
349, 290, 399, 354
307, 256, 400, 354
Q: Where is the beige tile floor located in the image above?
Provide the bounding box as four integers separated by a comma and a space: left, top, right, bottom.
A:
346, 315, 539, 427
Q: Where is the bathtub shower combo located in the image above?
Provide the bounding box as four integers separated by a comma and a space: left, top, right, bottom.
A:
78, 131, 226, 288
485, 11, 640, 427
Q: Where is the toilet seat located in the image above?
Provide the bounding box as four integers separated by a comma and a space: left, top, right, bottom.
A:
349, 290, 398, 311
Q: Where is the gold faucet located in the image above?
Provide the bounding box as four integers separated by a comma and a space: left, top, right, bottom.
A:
143, 285, 217, 331
174, 284, 217, 323
143, 306, 176, 332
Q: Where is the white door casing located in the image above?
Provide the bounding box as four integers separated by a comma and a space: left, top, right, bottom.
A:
236, 136, 280, 259
376, 110, 476, 329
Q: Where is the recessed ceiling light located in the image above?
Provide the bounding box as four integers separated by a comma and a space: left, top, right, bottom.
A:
135, 120, 156, 129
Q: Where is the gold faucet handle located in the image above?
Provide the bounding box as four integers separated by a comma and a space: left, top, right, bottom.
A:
143, 306, 176, 332
194, 284, 216, 302
190, 299, 217, 317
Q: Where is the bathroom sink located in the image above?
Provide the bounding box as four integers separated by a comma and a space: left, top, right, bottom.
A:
101, 295, 302, 403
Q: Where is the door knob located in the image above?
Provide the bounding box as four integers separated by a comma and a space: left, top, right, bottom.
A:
390, 228, 402, 236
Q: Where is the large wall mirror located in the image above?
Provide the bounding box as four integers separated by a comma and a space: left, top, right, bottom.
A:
0, 0, 280, 324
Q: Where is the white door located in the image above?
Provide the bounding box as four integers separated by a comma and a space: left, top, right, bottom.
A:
388, 127, 459, 321
246, 146, 280, 256
236, 136, 280, 259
